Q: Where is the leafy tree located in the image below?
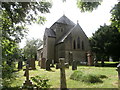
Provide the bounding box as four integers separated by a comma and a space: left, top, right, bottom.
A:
90, 24, 120, 66
110, 2, 120, 32
1, 1, 51, 87
76, 0, 102, 12
23, 38, 43, 60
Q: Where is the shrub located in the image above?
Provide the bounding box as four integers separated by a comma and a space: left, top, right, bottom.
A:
70, 70, 83, 81
70, 70, 105, 83
82, 74, 103, 83
98, 75, 108, 79
31, 75, 51, 89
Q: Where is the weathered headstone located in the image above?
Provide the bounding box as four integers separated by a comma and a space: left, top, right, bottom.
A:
40, 58, 46, 69
38, 60, 40, 66
46, 60, 51, 71
51, 60, 54, 67
116, 64, 120, 80
87, 53, 93, 66
29, 59, 36, 70
65, 63, 69, 69
18, 60, 23, 70
59, 58, 67, 89
69, 52, 73, 65
23, 64, 32, 86
56, 63, 60, 69
72, 60, 77, 70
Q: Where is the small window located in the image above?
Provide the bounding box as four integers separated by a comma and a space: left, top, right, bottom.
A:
73, 40, 76, 49
82, 41, 84, 50
77, 37, 80, 49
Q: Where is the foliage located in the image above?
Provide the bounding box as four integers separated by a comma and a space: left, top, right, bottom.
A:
77, 0, 101, 12
2, 62, 17, 87
70, 71, 83, 81
110, 2, 120, 32
1, 1, 52, 88
23, 38, 43, 59
70, 70, 108, 83
82, 74, 102, 83
90, 24, 120, 61
31, 75, 51, 89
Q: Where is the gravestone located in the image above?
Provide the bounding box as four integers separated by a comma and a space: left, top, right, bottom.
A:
56, 63, 60, 69
38, 60, 40, 66
23, 64, 32, 86
116, 64, 120, 80
46, 60, 51, 71
18, 60, 23, 70
65, 63, 69, 69
72, 60, 77, 70
87, 53, 93, 66
51, 60, 54, 67
29, 59, 36, 70
69, 52, 73, 65
40, 58, 46, 69
59, 58, 67, 89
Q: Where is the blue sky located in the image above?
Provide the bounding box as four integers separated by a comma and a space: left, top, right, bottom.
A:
19, 0, 118, 48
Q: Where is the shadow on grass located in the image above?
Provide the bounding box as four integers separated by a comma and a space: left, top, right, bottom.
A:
77, 62, 119, 67
2, 86, 21, 90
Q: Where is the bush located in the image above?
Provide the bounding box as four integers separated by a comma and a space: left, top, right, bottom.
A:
82, 74, 102, 83
98, 75, 108, 79
70, 71, 83, 81
70, 70, 106, 83
31, 75, 51, 89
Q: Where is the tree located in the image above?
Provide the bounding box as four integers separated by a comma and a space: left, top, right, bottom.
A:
23, 38, 43, 60
90, 24, 120, 66
76, 0, 102, 12
1, 1, 51, 87
110, 2, 120, 32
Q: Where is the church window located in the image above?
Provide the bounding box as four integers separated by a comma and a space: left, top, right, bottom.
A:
73, 40, 76, 49
77, 37, 80, 49
82, 41, 84, 50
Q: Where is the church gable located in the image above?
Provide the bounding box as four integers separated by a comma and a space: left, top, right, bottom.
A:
42, 15, 90, 63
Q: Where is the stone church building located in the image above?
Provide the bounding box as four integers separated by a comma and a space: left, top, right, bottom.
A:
38, 15, 90, 64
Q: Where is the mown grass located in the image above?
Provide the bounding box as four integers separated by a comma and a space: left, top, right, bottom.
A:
10, 61, 118, 88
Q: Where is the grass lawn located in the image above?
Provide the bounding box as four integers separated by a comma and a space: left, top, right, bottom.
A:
10, 61, 118, 88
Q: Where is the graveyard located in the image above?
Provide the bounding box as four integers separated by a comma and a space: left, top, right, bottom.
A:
2, 1, 120, 90
6, 60, 118, 89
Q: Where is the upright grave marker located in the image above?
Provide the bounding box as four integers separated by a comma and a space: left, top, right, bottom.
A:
59, 58, 67, 89
40, 58, 46, 69
18, 60, 23, 70
72, 60, 77, 70
23, 64, 32, 86
46, 59, 51, 71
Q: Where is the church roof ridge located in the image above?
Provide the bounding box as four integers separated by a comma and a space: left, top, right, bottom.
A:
56, 15, 75, 26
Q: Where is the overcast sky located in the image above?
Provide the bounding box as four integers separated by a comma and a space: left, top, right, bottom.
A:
19, 0, 118, 48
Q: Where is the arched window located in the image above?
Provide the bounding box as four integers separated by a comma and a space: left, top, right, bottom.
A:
73, 40, 76, 49
77, 37, 80, 49
82, 41, 84, 50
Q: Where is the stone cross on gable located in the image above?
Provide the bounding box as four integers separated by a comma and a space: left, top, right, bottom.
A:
59, 58, 67, 89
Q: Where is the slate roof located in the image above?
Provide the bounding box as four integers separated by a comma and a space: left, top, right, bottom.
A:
56, 15, 75, 26
44, 28, 56, 37
57, 23, 85, 44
